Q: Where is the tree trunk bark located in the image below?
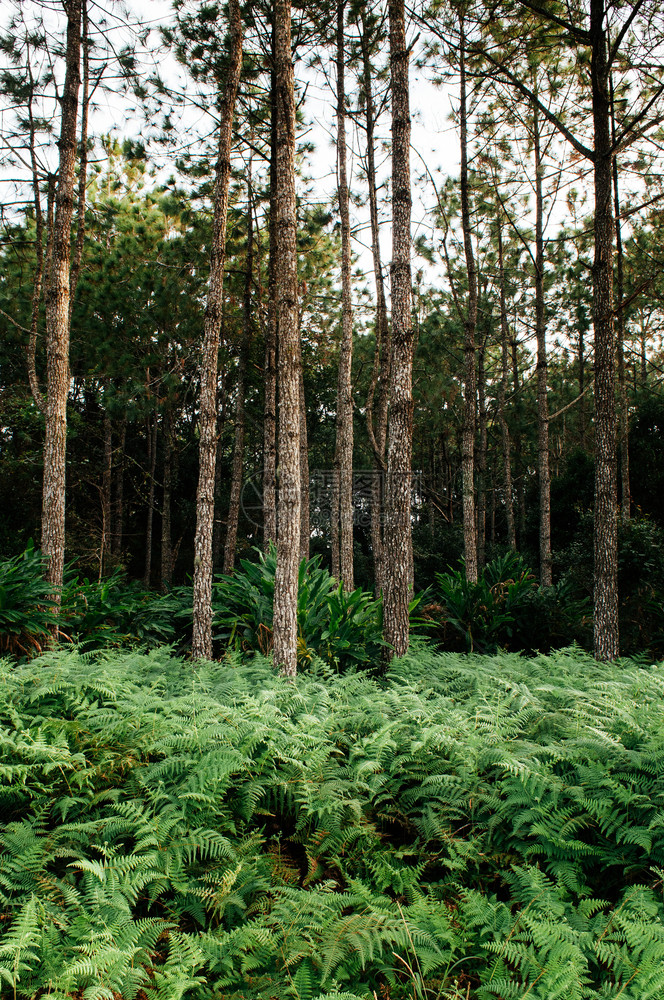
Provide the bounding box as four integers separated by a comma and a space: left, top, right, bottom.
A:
272, 0, 301, 677
591, 0, 618, 661
161, 408, 173, 590
113, 413, 126, 558
102, 401, 112, 577
459, 16, 478, 583
263, 46, 278, 550
533, 99, 552, 587
191, 0, 243, 659
299, 354, 310, 563
611, 78, 630, 520
224, 168, 254, 575
143, 411, 158, 589
26, 50, 48, 414
383, 0, 414, 660
360, 6, 390, 597
578, 317, 586, 450
41, 0, 82, 600
477, 334, 487, 571
511, 336, 526, 544
335, 0, 354, 592
68, 0, 89, 328
212, 362, 228, 570
497, 216, 516, 550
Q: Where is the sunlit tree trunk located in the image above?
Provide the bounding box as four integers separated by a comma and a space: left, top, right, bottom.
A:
41, 0, 82, 600
272, 0, 300, 676
383, 0, 414, 659
191, 0, 243, 658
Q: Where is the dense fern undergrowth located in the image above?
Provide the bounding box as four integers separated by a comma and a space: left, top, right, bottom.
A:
2, 645, 664, 999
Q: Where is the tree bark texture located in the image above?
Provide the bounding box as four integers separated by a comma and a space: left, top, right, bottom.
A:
143, 411, 158, 589
497, 217, 516, 550
335, 0, 354, 592
360, 6, 391, 596
383, 0, 414, 660
272, 0, 301, 677
511, 336, 526, 544
611, 79, 630, 520
191, 0, 243, 659
224, 170, 254, 575
212, 367, 227, 569
263, 50, 278, 550
459, 17, 478, 584
113, 414, 126, 558
68, 0, 89, 327
101, 404, 112, 578
533, 99, 552, 587
477, 336, 487, 571
591, 0, 618, 661
161, 409, 173, 590
41, 0, 82, 599
299, 354, 310, 564
26, 52, 48, 414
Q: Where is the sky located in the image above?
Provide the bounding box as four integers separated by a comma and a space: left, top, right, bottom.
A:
0, 0, 461, 299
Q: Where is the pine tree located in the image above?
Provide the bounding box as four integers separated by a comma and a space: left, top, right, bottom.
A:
191, 0, 243, 659
383, 0, 414, 660
272, 0, 301, 676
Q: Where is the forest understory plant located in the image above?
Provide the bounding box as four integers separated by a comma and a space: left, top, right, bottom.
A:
1, 646, 664, 998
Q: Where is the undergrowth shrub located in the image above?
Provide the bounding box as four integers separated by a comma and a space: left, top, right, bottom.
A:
430, 552, 591, 653
1, 645, 664, 998
0, 545, 61, 656
212, 545, 384, 670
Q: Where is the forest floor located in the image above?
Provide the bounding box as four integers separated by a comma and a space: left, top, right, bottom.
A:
1, 643, 663, 999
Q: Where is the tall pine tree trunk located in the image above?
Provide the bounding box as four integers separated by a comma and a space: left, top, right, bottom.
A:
191, 0, 243, 659
511, 337, 526, 544
591, 0, 618, 660
41, 0, 82, 599
533, 99, 552, 587
263, 48, 278, 550
360, 6, 390, 597
26, 57, 48, 414
102, 401, 112, 577
161, 409, 173, 590
299, 357, 310, 563
143, 411, 158, 588
335, 0, 354, 591
477, 335, 487, 571
497, 217, 516, 550
224, 169, 254, 574
383, 0, 414, 659
272, 0, 300, 676
113, 414, 126, 558
611, 79, 630, 520
212, 365, 228, 569
459, 15, 478, 583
